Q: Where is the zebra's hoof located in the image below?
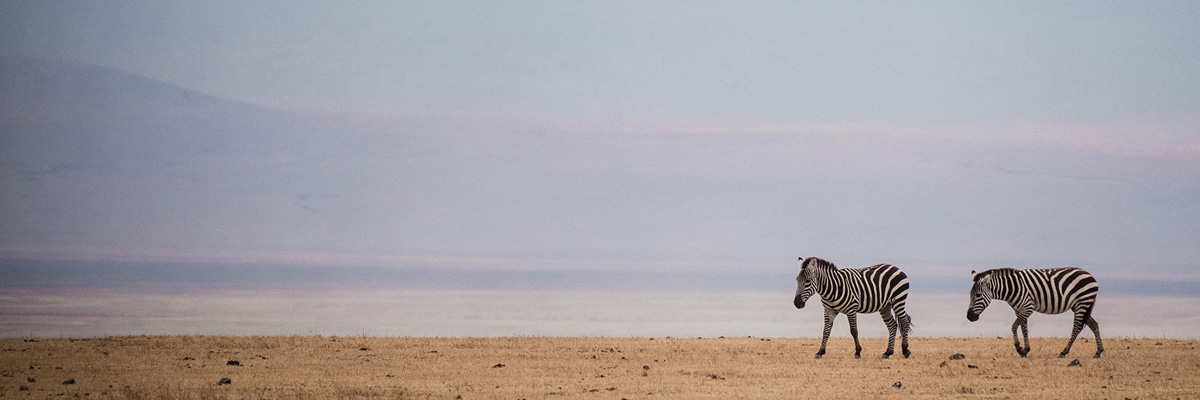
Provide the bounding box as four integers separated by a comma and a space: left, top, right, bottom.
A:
880, 354, 890, 359
814, 354, 823, 359
1093, 353, 1102, 359
1058, 353, 1068, 358
902, 350, 911, 358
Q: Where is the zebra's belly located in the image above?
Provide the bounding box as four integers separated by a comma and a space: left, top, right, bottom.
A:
1034, 304, 1071, 315
824, 299, 890, 314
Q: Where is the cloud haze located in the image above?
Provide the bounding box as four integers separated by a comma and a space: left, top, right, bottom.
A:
2, 2, 1199, 282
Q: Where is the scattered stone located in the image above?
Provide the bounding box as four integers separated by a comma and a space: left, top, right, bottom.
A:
19, 386, 29, 391
218, 378, 232, 385
27, 377, 35, 382
1068, 359, 1082, 367
643, 365, 651, 370
938, 361, 948, 368
949, 353, 966, 360
182, 357, 195, 361
892, 381, 902, 388
360, 347, 370, 351
1155, 342, 1163, 345
226, 360, 241, 366
968, 365, 979, 369
492, 363, 505, 368
63, 378, 76, 385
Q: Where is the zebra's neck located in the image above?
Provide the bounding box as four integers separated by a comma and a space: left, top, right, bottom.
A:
810, 264, 841, 298
983, 269, 1027, 303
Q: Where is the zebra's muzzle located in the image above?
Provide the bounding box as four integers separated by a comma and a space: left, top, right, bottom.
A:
793, 295, 806, 309
966, 311, 979, 322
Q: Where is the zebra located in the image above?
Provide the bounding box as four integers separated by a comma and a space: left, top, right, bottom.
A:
793, 257, 912, 359
966, 267, 1103, 358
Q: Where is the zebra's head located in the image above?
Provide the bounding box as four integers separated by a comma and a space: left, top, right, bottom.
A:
967, 269, 993, 322
793, 257, 817, 309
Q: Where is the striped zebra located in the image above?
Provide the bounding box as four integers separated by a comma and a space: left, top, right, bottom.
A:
967, 267, 1103, 358
793, 257, 912, 359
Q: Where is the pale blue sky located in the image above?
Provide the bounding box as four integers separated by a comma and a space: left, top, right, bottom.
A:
2, 2, 1199, 282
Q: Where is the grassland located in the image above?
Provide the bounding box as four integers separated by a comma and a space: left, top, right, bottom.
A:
1, 336, 1197, 399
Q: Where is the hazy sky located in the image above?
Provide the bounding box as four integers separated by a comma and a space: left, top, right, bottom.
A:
2, 2, 1199, 281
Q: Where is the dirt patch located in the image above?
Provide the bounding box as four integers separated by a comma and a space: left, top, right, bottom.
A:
1, 336, 1196, 399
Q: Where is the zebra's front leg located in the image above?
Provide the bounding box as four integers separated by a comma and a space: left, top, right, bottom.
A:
1011, 316, 1030, 357
1059, 309, 1090, 358
1087, 317, 1103, 358
847, 312, 862, 359
816, 307, 837, 359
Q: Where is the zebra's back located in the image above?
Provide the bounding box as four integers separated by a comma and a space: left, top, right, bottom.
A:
842, 264, 910, 314
1020, 267, 1099, 315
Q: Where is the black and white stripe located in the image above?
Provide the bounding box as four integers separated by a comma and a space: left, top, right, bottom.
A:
967, 267, 1103, 358
793, 257, 912, 359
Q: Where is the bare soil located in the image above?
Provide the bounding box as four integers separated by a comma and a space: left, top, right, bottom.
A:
1, 336, 1196, 399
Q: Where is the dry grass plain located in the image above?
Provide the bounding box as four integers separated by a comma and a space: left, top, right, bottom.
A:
1, 336, 1197, 399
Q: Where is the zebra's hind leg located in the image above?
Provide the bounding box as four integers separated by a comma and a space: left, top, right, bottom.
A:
816, 307, 837, 359
897, 307, 912, 358
879, 311, 897, 359
847, 312, 862, 359
1059, 309, 1089, 358
1087, 317, 1103, 358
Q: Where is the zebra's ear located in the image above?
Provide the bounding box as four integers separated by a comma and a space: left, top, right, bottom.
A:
970, 269, 975, 275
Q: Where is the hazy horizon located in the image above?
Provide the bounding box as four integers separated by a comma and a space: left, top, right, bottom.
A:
2, 2, 1199, 337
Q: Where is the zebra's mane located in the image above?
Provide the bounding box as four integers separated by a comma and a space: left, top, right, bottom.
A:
973, 267, 1018, 282
803, 257, 838, 271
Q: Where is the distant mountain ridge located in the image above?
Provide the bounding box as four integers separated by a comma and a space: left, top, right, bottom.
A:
0, 55, 309, 171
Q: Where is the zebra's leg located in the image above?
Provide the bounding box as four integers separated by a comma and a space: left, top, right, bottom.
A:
879, 310, 897, 359
896, 306, 912, 358
1020, 317, 1031, 356
1011, 313, 1031, 357
816, 307, 837, 359
1087, 317, 1103, 358
847, 312, 861, 359
1059, 308, 1089, 358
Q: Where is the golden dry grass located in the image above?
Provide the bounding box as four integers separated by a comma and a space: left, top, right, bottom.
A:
1, 336, 1197, 399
